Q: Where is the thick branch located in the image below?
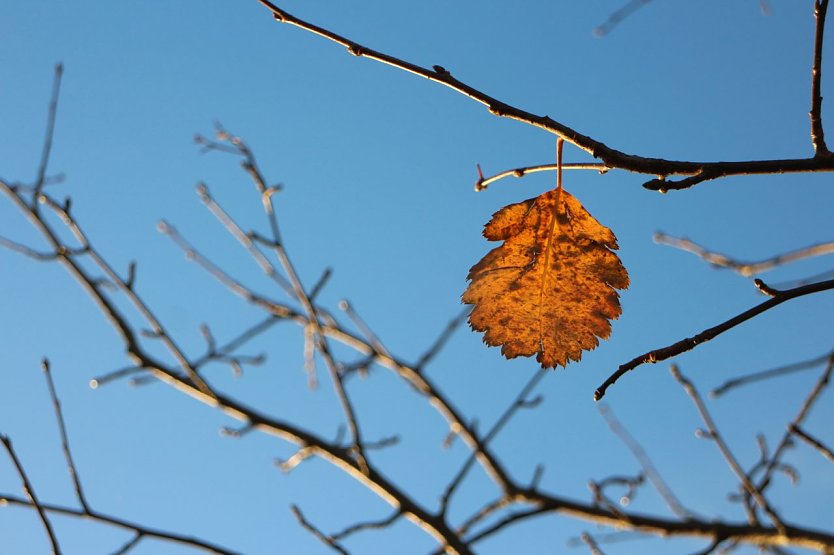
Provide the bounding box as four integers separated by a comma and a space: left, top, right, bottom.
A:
255, 0, 834, 188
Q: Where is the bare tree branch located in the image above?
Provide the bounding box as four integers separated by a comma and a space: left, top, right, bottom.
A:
41, 358, 89, 512
595, 279, 834, 400
0, 435, 62, 554
598, 404, 694, 519
654, 233, 834, 276
580, 531, 606, 555
593, 0, 652, 38
670, 365, 786, 533
474, 162, 608, 192
789, 424, 834, 463
34, 63, 63, 195
0, 494, 240, 555
710, 350, 834, 398
811, 0, 832, 156
290, 505, 351, 555
253, 0, 834, 190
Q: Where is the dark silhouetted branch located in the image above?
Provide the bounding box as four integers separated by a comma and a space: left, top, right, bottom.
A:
595, 279, 834, 400
254, 0, 834, 190
811, 0, 832, 156
0, 435, 62, 554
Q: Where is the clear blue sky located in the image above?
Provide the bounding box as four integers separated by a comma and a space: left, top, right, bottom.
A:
2, 1, 833, 553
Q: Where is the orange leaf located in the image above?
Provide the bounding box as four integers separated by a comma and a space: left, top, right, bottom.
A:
462, 189, 629, 367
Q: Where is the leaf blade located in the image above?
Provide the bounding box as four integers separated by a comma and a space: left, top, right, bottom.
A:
463, 189, 629, 368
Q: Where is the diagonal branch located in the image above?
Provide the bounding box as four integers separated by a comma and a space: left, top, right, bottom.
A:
0, 435, 62, 554
789, 424, 834, 463
41, 358, 90, 513
595, 278, 834, 400
475, 162, 608, 192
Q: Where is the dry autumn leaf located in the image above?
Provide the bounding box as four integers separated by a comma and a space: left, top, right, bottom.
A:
462, 188, 629, 367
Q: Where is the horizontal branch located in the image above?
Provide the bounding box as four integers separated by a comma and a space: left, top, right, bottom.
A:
256, 0, 834, 188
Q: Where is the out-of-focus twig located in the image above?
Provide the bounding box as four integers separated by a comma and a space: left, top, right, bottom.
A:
593, 0, 652, 38
670, 365, 785, 534
654, 233, 834, 277
599, 404, 694, 519
0, 435, 62, 554
790, 424, 834, 463
710, 350, 834, 398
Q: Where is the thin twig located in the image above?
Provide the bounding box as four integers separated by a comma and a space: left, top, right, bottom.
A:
415, 307, 469, 371
757, 357, 834, 492
580, 531, 606, 555
290, 505, 350, 555
34, 64, 63, 195
439, 370, 546, 516
811, 0, 831, 156
0, 435, 62, 554
475, 162, 608, 192
789, 424, 834, 463
670, 365, 786, 534
0, 494, 239, 554
593, 0, 653, 38
41, 358, 90, 512
330, 510, 402, 541
654, 233, 834, 276
595, 278, 834, 400
598, 404, 693, 519
219, 131, 370, 472
710, 350, 834, 398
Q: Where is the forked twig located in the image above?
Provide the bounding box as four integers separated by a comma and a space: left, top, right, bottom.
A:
670, 365, 785, 533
